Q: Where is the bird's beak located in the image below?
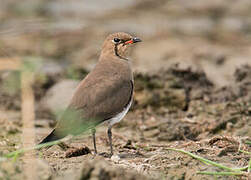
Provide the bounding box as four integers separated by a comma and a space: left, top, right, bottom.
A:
132, 37, 142, 43
124, 37, 142, 45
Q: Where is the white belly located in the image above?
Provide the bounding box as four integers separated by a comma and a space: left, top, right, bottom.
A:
108, 99, 132, 127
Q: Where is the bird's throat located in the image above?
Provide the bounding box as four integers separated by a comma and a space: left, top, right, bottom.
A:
114, 44, 128, 61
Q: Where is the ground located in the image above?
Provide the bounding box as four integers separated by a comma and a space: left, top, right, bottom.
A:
0, 0, 251, 179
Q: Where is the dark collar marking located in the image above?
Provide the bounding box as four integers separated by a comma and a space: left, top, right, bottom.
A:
114, 44, 129, 61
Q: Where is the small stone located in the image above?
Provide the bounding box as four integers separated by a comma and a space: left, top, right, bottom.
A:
111, 154, 120, 163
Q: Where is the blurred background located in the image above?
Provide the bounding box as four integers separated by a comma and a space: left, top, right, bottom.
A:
1, 0, 251, 85
0, 0, 251, 179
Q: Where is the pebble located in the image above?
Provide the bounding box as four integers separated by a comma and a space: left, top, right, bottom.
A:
111, 154, 120, 163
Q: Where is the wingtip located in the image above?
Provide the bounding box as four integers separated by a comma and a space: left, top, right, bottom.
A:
39, 129, 60, 145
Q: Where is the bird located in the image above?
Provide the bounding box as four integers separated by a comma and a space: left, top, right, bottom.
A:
39, 32, 142, 156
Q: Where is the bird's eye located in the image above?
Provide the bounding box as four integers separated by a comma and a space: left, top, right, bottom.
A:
113, 38, 121, 43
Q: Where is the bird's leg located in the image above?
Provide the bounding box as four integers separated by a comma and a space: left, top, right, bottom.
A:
92, 128, 97, 155
107, 127, 113, 156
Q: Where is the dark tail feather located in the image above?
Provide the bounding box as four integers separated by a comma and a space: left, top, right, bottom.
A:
39, 129, 62, 145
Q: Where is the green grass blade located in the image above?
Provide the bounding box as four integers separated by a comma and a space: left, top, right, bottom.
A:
4, 140, 61, 158
239, 150, 251, 155
165, 148, 241, 172
248, 158, 251, 173
197, 171, 246, 176
245, 141, 251, 145
234, 166, 248, 171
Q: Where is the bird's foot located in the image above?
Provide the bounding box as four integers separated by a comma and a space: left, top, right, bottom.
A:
65, 146, 91, 158
97, 152, 113, 158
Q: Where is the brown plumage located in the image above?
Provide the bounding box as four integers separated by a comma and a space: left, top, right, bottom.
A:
39, 32, 141, 156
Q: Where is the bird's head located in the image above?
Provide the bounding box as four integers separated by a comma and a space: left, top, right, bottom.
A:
101, 32, 142, 60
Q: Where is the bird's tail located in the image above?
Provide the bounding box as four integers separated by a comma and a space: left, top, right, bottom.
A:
39, 129, 63, 145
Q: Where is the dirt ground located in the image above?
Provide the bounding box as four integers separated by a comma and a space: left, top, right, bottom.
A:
0, 0, 251, 180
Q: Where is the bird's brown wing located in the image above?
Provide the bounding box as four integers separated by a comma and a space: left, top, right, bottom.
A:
54, 75, 133, 136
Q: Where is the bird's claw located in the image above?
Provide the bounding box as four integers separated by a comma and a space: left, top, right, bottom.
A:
97, 152, 113, 158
